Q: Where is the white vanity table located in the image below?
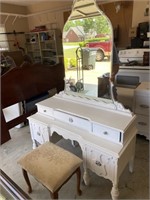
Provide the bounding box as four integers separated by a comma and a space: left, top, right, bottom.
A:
28, 92, 137, 200
27, 0, 137, 199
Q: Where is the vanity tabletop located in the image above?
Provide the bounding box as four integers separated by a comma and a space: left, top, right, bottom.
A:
36, 95, 136, 133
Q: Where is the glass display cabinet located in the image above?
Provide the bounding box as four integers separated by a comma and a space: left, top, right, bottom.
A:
27, 1, 137, 199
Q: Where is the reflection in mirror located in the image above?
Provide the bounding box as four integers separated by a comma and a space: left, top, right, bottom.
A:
62, 0, 114, 101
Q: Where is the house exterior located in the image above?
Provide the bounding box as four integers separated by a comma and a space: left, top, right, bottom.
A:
64, 26, 85, 42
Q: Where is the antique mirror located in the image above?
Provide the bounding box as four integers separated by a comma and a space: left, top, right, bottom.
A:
62, 0, 115, 102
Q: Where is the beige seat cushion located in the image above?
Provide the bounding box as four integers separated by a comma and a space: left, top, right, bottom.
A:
18, 142, 82, 192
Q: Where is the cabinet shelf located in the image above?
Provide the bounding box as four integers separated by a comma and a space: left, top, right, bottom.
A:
26, 42, 39, 45
43, 56, 57, 59
40, 40, 54, 43
25, 29, 62, 65
41, 49, 55, 51
28, 50, 40, 53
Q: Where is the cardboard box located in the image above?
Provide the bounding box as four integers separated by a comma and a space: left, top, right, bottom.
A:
129, 27, 137, 38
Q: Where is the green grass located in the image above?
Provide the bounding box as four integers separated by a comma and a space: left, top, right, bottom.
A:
64, 48, 77, 58
63, 42, 79, 46
63, 47, 78, 69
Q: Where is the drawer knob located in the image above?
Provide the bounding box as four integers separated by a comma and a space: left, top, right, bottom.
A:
95, 160, 101, 166
69, 117, 73, 123
103, 131, 108, 135
140, 104, 149, 109
43, 110, 47, 112
138, 122, 147, 126
37, 132, 41, 136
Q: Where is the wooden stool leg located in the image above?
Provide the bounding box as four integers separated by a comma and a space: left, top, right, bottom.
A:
50, 191, 58, 199
22, 169, 32, 193
76, 167, 82, 196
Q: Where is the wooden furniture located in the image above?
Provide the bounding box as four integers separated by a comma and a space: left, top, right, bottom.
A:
1, 62, 64, 144
28, 92, 137, 200
18, 142, 82, 199
0, 169, 31, 200
1, 50, 31, 75
133, 82, 150, 140
2, 50, 26, 66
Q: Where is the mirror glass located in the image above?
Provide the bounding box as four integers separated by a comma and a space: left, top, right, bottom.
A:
62, 0, 113, 100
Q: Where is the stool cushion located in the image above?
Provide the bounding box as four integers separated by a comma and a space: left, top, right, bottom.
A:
18, 142, 82, 192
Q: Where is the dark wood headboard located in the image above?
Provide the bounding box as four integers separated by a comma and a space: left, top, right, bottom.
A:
1, 62, 65, 144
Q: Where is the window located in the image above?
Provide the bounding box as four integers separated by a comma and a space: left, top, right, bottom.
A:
0, 24, 9, 51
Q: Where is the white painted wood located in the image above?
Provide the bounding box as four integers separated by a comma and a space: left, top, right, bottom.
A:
28, 92, 137, 200
3, 103, 24, 128
134, 82, 150, 140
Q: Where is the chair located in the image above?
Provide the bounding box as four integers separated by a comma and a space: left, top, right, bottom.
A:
18, 142, 82, 199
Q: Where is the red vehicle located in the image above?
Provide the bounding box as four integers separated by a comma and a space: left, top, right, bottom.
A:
85, 41, 111, 61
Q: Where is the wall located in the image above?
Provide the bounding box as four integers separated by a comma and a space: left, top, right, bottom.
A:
132, 0, 149, 27
1, 3, 29, 51
1, 3, 27, 15
26, 1, 72, 31
1, 16, 29, 50
0, 2, 72, 50
99, 1, 133, 48
0, 0, 149, 50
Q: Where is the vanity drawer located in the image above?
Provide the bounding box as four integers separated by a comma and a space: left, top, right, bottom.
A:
92, 123, 121, 144
136, 115, 149, 134
37, 105, 53, 117
54, 110, 91, 131
134, 96, 149, 115
29, 121, 50, 144
86, 145, 115, 180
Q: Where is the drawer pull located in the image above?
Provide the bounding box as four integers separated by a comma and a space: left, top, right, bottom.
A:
140, 104, 149, 109
69, 117, 73, 123
138, 122, 147, 126
95, 160, 101, 166
37, 132, 41, 136
43, 110, 47, 112
103, 131, 108, 135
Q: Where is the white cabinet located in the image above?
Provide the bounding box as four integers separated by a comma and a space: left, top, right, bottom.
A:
25, 29, 62, 65
29, 119, 50, 148
92, 123, 121, 143
54, 110, 91, 132
85, 145, 115, 180
134, 82, 150, 140
40, 29, 62, 65
25, 32, 41, 63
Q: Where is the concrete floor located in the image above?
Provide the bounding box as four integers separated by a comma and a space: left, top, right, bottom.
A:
0, 125, 149, 199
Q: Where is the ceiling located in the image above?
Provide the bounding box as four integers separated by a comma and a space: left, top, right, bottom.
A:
0, 0, 60, 6
0, 0, 115, 7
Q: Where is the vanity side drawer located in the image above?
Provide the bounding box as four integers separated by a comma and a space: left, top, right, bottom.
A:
29, 121, 50, 144
134, 95, 149, 115
136, 115, 149, 134
54, 110, 91, 132
85, 145, 115, 180
92, 123, 121, 144
37, 105, 53, 117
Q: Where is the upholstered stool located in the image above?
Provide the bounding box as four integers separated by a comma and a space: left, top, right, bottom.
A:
18, 142, 82, 199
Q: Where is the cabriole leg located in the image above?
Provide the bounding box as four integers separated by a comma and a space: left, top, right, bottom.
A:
22, 169, 32, 193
